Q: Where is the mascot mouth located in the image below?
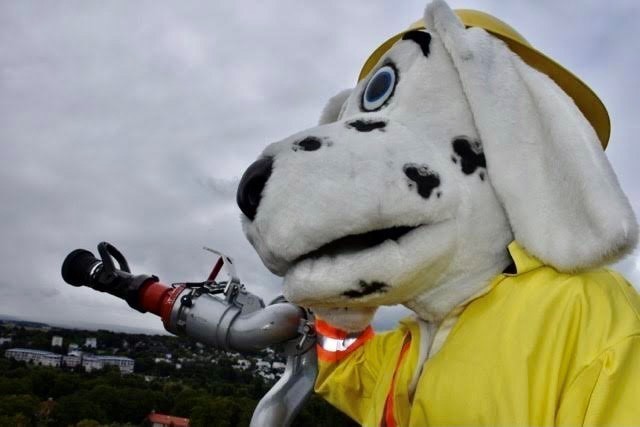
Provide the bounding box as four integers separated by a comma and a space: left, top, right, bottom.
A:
295, 225, 420, 263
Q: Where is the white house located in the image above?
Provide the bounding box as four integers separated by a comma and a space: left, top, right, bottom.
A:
99, 356, 135, 374
80, 355, 103, 371
5, 348, 61, 367
62, 354, 81, 368
5, 348, 134, 374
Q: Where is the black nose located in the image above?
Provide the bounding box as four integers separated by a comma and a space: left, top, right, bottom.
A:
237, 157, 274, 220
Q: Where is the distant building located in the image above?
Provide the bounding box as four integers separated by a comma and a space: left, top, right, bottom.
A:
62, 354, 81, 368
5, 348, 61, 367
0, 337, 12, 345
80, 354, 134, 373
256, 360, 270, 369
81, 354, 103, 372
68, 349, 83, 358
146, 411, 190, 427
51, 336, 63, 347
99, 356, 134, 374
68, 343, 79, 352
4, 348, 134, 373
232, 358, 251, 370
84, 337, 97, 349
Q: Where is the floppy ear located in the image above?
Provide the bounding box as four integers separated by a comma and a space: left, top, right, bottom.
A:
318, 89, 352, 125
426, 0, 637, 271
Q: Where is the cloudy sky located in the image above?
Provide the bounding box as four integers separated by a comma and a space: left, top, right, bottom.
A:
1, 0, 639, 334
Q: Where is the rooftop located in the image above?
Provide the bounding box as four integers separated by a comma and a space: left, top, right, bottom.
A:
98, 356, 134, 362
6, 348, 59, 356
147, 412, 190, 427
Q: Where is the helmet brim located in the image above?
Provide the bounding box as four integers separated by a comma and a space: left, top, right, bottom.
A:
357, 20, 610, 148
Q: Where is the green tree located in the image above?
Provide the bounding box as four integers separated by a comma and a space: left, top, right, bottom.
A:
190, 396, 253, 427
51, 393, 107, 427
0, 377, 31, 395
0, 413, 30, 427
31, 368, 57, 399
50, 373, 81, 398
0, 394, 40, 425
133, 356, 154, 374
85, 385, 120, 420
171, 389, 207, 418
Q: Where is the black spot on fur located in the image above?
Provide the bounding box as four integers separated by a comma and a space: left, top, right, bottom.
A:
342, 280, 389, 298
292, 136, 322, 152
403, 163, 441, 199
402, 31, 431, 57
347, 119, 387, 132
452, 137, 486, 175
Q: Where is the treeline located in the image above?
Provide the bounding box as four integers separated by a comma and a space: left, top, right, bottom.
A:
0, 327, 357, 427
0, 358, 357, 426
3, 324, 195, 359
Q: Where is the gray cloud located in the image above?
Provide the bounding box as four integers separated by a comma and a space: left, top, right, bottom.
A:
1, 1, 638, 334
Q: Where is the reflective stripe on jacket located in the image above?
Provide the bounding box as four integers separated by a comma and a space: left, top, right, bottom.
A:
315, 242, 640, 426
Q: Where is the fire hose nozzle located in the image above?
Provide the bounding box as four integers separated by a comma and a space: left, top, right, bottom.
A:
61, 241, 316, 427
61, 242, 307, 351
61, 243, 159, 313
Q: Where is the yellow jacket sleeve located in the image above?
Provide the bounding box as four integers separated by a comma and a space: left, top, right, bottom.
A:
556, 335, 640, 426
314, 319, 406, 425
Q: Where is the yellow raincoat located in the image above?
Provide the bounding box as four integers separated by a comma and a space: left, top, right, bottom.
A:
315, 242, 640, 426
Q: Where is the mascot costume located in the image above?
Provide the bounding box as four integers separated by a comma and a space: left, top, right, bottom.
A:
236, 1, 640, 425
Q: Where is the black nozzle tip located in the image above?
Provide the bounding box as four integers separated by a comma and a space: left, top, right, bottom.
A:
61, 249, 100, 287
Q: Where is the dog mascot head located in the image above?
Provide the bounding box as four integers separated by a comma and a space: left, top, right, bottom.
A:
237, 0, 637, 330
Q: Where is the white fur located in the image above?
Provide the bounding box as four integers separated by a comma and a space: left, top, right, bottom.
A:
240, 0, 637, 329
409, 318, 436, 396
426, 0, 638, 270
312, 306, 376, 333
318, 89, 352, 125
241, 23, 512, 327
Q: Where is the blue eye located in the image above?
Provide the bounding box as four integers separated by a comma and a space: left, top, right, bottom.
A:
362, 64, 397, 111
